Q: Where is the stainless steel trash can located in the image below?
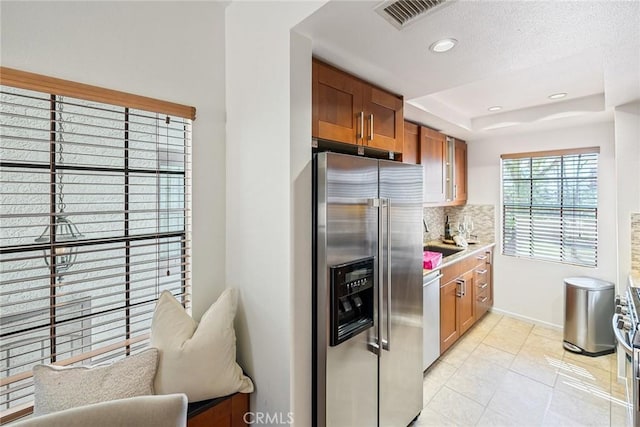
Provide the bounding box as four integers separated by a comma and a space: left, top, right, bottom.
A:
563, 277, 615, 356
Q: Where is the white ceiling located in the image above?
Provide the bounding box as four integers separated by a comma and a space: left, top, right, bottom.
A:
295, 0, 640, 140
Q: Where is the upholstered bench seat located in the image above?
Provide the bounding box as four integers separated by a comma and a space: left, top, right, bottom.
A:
11, 394, 188, 427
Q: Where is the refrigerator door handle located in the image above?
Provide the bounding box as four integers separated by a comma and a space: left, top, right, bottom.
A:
382, 198, 391, 352
367, 341, 381, 355
368, 197, 383, 356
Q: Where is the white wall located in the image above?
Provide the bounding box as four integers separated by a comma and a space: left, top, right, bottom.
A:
225, 2, 325, 424
0, 1, 227, 319
615, 104, 640, 289
468, 121, 617, 327
290, 31, 314, 427
4, 2, 331, 421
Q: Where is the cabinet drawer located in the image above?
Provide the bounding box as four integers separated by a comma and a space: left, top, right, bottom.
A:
475, 267, 489, 285
442, 256, 477, 284
475, 286, 491, 320
473, 252, 489, 268
476, 284, 490, 301
476, 278, 490, 293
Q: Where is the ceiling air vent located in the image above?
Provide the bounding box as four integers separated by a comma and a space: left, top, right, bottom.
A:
375, 0, 452, 30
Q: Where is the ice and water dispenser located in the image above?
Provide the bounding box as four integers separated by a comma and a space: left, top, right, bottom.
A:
329, 257, 375, 346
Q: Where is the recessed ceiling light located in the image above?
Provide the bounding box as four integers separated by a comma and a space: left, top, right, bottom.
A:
429, 38, 457, 53
548, 92, 567, 100
488, 106, 502, 112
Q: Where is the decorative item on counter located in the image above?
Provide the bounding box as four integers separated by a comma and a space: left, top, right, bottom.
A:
423, 251, 443, 269
444, 216, 453, 241
453, 235, 468, 248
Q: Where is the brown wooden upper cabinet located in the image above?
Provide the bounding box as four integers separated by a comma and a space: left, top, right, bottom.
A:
402, 121, 419, 164
441, 135, 467, 206
451, 138, 467, 205
401, 121, 467, 206
421, 126, 447, 204
312, 59, 403, 154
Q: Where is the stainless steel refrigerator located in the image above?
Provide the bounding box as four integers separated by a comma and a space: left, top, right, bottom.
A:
313, 152, 423, 427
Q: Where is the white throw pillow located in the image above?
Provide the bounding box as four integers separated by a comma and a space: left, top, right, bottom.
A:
150, 289, 254, 401
32, 347, 158, 416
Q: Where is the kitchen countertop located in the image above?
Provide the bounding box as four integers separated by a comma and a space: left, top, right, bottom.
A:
423, 240, 496, 275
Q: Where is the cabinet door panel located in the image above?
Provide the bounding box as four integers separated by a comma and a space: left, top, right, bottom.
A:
453, 139, 467, 204
364, 86, 403, 153
188, 400, 231, 427
440, 280, 459, 354
421, 127, 446, 203
402, 121, 419, 164
369, 102, 396, 139
313, 60, 362, 145
318, 85, 355, 129
458, 270, 475, 335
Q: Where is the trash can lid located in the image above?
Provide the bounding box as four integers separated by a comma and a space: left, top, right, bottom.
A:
564, 276, 614, 290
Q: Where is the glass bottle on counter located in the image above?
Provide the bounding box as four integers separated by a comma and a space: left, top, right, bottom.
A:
444, 216, 453, 241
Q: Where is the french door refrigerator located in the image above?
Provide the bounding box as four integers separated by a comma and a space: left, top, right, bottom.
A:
313, 152, 423, 427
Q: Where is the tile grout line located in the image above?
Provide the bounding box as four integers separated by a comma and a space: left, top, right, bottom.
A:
476, 321, 534, 425
522, 326, 556, 425
427, 313, 620, 426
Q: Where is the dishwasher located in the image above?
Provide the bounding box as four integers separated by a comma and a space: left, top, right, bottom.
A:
423, 270, 442, 371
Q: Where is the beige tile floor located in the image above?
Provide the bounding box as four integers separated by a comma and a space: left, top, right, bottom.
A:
415, 312, 630, 427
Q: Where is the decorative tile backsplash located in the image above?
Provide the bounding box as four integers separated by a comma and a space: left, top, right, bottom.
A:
423, 207, 445, 243
632, 213, 640, 272
423, 204, 496, 244
445, 205, 496, 243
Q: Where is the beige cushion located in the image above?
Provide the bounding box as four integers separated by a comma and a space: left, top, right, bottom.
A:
13, 393, 187, 427
150, 289, 253, 401
32, 347, 158, 416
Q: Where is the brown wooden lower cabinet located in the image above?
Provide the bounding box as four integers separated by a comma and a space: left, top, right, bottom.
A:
440, 247, 494, 354
457, 270, 475, 336
473, 249, 493, 322
475, 263, 491, 320
440, 280, 459, 353
440, 270, 474, 354
187, 393, 249, 427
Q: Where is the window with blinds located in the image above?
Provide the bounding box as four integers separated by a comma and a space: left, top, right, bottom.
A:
0, 69, 193, 420
501, 148, 599, 267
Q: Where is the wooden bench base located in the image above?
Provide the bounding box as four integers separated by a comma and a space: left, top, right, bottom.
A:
187, 393, 249, 427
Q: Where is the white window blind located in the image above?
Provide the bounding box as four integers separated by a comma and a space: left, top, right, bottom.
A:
501, 148, 599, 267
0, 80, 192, 420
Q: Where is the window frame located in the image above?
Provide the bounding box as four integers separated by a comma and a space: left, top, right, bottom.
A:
0, 67, 195, 423
500, 147, 600, 268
